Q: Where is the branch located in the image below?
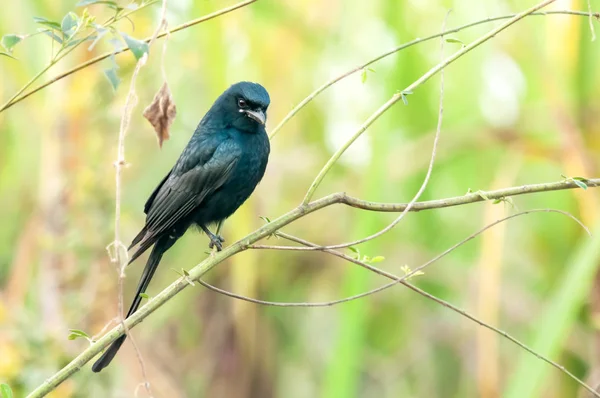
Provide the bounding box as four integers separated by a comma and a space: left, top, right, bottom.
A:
268, 9, 599, 139
0, 0, 161, 113
0, 0, 257, 113
213, 217, 598, 397
25, 176, 598, 397
302, 0, 557, 204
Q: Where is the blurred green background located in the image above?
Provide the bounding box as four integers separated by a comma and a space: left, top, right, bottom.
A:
1, 0, 600, 397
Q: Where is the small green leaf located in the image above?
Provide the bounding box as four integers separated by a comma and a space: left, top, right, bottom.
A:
446, 37, 464, 46
259, 216, 271, 223
1, 384, 13, 398
493, 198, 502, 204
61, 12, 80, 39
399, 90, 413, 105
139, 293, 150, 299
181, 269, 195, 286
370, 256, 385, 263
476, 190, 490, 200
77, 0, 118, 6
573, 179, 588, 190
33, 16, 62, 31
41, 29, 63, 44
361, 68, 367, 84
400, 265, 425, 279
0, 52, 17, 60
104, 67, 120, 90
121, 33, 149, 60
67, 329, 91, 341
1, 34, 23, 52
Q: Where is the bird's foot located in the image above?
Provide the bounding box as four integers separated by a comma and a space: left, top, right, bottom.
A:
208, 234, 225, 251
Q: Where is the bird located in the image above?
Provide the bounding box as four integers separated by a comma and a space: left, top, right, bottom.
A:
91, 81, 271, 373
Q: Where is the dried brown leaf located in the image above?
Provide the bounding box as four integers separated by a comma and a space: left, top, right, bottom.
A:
143, 82, 177, 148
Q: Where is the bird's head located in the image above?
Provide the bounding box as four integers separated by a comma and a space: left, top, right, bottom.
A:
211, 81, 270, 133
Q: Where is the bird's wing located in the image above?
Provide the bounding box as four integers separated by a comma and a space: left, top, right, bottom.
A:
135, 137, 241, 250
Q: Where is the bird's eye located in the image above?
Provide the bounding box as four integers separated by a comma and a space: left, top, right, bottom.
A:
237, 99, 248, 109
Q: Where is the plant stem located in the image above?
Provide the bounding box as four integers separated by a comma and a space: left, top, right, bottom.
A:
25, 176, 599, 397
301, 0, 557, 204
0, 0, 256, 113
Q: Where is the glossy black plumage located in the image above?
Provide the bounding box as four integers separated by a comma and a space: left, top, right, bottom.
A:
92, 82, 270, 373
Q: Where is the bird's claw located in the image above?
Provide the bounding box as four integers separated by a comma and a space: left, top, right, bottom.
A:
208, 235, 225, 251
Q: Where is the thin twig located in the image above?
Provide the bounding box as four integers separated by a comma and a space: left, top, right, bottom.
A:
301, 0, 557, 204
0, 0, 160, 113
247, 224, 598, 397
25, 182, 599, 397
268, 9, 597, 140
205, 209, 588, 307
0, 0, 257, 113
24, 2, 599, 394
587, 0, 597, 41
107, 1, 171, 395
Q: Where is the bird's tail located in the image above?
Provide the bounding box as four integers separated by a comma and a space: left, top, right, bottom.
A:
91, 236, 172, 373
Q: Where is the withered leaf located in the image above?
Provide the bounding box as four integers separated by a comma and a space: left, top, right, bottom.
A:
143, 82, 177, 148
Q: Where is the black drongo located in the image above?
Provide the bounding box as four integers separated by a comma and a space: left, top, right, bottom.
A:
92, 81, 271, 372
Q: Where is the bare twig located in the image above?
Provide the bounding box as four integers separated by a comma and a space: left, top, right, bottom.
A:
106, 1, 171, 395
268, 9, 597, 140
25, 179, 599, 397
0, 0, 161, 113
26, 2, 600, 395
205, 209, 588, 307
587, 0, 597, 41
302, 0, 557, 204
248, 225, 598, 397
295, 8, 448, 252
0, 0, 257, 113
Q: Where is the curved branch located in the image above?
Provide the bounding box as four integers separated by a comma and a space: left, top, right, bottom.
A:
0, 0, 257, 113
268, 9, 599, 139
302, 0, 556, 203
213, 214, 598, 398
26, 175, 599, 397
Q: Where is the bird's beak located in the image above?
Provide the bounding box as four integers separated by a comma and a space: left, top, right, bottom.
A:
245, 109, 266, 125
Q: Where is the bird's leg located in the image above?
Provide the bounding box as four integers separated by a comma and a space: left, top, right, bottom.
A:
201, 224, 224, 251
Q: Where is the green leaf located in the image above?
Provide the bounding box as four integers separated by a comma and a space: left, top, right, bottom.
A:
77, 0, 118, 6
33, 16, 62, 31
67, 328, 91, 340
476, 190, 490, 200
573, 179, 588, 190
446, 37, 464, 46
61, 12, 80, 39
139, 292, 150, 299
399, 90, 413, 105
1, 34, 23, 52
104, 67, 120, 90
1, 384, 13, 398
121, 33, 149, 60
0, 51, 17, 60
40, 29, 63, 44
259, 216, 271, 223
370, 256, 385, 263
361, 68, 367, 84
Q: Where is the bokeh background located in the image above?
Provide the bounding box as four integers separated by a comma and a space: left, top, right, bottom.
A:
1, 0, 600, 397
